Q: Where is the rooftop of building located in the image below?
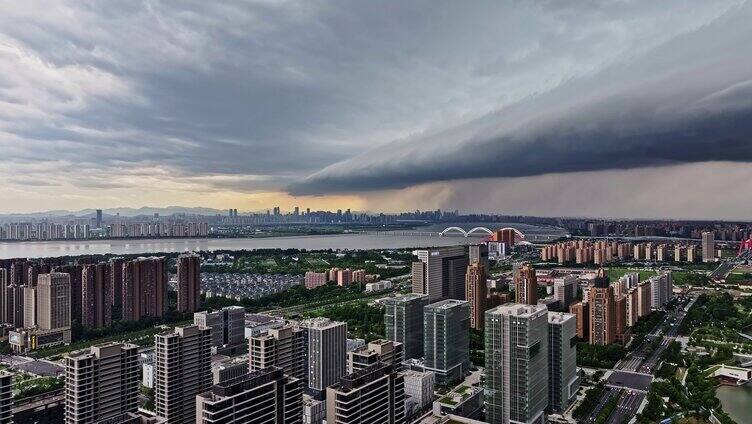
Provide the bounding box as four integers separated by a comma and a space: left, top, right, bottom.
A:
330, 362, 394, 393
425, 299, 469, 310
548, 311, 576, 324
402, 369, 434, 378
385, 293, 429, 302
300, 317, 344, 329
435, 384, 482, 408
199, 367, 288, 399
67, 341, 137, 359
487, 303, 548, 317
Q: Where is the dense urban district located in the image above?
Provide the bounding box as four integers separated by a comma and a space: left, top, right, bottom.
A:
1, 215, 752, 424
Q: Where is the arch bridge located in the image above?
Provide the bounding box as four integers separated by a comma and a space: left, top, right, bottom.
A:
439, 226, 526, 240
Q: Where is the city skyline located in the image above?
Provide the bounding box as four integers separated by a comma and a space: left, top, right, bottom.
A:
2, 2, 752, 219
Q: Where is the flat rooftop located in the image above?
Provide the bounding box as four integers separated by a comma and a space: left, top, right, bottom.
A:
488, 303, 548, 317
425, 299, 468, 310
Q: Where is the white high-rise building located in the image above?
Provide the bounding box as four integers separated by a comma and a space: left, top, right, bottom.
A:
548, 312, 579, 414
619, 272, 640, 290
403, 370, 435, 411
485, 303, 548, 424
553, 275, 578, 310
301, 318, 347, 393
649, 272, 673, 310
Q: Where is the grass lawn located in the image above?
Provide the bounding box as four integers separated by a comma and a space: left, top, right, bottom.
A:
607, 267, 657, 282
305, 257, 330, 267
29, 320, 191, 359
260, 258, 278, 267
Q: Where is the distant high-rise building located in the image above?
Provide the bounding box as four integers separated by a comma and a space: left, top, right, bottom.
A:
108, 257, 125, 313
649, 272, 674, 310
625, 288, 639, 327
336, 268, 352, 286
384, 294, 429, 360
37, 273, 71, 331
154, 325, 212, 424
674, 245, 684, 262
304, 271, 327, 289
7, 283, 24, 328
64, 342, 139, 423
687, 245, 699, 263
588, 270, 616, 345
194, 306, 245, 350
485, 303, 548, 424
347, 339, 404, 374
325, 363, 405, 424
553, 275, 578, 310
465, 261, 487, 330
514, 263, 538, 305
95, 209, 103, 229
637, 280, 652, 318
468, 244, 489, 273
0, 372, 12, 424
0, 268, 7, 325
569, 302, 589, 340
548, 312, 579, 414
702, 231, 715, 263
249, 325, 307, 381
424, 299, 470, 385
81, 263, 112, 328
301, 318, 347, 393
656, 244, 667, 262
177, 253, 201, 313
615, 295, 629, 345
196, 367, 302, 424
122, 257, 167, 321
54, 265, 82, 323
493, 229, 518, 246
411, 247, 468, 301
23, 286, 36, 328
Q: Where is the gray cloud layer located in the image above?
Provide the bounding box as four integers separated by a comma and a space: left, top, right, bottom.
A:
289, 1, 752, 195
1, 0, 749, 214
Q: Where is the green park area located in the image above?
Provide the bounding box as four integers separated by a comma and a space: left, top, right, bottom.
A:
633, 292, 752, 424
205, 249, 412, 279
303, 300, 385, 341
606, 267, 657, 282
682, 292, 752, 356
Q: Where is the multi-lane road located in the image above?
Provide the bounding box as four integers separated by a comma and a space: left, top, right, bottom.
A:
710, 249, 751, 280
583, 296, 695, 423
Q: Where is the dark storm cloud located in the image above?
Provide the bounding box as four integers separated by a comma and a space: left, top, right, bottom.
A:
289, 1, 752, 195
0, 0, 745, 196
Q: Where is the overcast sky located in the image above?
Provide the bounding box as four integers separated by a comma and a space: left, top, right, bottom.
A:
1, 0, 751, 218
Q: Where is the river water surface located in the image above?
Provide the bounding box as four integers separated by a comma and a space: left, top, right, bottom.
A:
716, 383, 752, 423
0, 222, 566, 259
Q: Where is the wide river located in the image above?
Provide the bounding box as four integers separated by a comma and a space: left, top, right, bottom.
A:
716, 383, 752, 423
0, 222, 565, 259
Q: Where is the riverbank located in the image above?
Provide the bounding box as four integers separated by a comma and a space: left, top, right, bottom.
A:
0, 232, 489, 259
716, 382, 752, 423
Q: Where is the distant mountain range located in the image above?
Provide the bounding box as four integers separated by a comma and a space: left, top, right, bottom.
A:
0, 206, 228, 219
